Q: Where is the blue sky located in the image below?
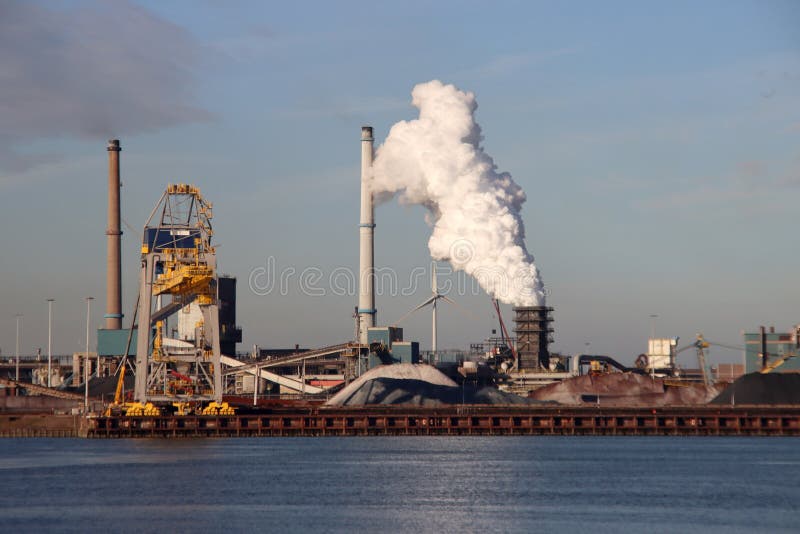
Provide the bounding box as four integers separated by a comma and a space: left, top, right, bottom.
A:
1, 0, 798, 368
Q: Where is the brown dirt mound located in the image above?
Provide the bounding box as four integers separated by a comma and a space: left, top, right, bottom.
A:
528, 372, 722, 406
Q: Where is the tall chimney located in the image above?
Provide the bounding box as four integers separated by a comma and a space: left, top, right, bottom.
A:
358, 126, 376, 344
105, 139, 122, 330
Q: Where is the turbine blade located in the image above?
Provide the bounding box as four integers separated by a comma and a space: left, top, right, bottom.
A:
413, 296, 436, 311
394, 296, 437, 325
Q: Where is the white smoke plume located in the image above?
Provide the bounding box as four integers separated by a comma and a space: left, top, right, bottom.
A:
371, 80, 546, 306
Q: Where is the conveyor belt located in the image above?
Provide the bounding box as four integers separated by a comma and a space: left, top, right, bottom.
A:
220, 356, 324, 394
0, 377, 85, 400
227, 342, 360, 373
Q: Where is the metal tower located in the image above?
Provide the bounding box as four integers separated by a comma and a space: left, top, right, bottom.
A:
513, 306, 554, 371
134, 184, 223, 404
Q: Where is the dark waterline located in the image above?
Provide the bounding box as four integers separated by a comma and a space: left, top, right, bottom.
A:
0, 437, 798, 533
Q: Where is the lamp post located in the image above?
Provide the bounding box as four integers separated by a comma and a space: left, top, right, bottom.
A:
15, 314, 23, 381
649, 314, 659, 340
84, 297, 94, 413
47, 299, 54, 387
253, 365, 259, 407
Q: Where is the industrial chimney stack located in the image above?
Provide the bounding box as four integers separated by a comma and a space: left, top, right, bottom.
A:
105, 139, 122, 330
358, 126, 376, 344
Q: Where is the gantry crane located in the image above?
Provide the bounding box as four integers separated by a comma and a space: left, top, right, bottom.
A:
133, 184, 223, 405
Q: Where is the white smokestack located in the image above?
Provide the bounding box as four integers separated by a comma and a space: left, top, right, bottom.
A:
371, 80, 545, 306
358, 126, 376, 343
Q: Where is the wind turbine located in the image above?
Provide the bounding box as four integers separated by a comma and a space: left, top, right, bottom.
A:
407, 264, 456, 356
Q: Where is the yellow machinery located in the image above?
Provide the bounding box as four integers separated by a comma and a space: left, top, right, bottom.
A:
172, 402, 193, 416
588, 360, 609, 376
201, 402, 236, 416
123, 402, 161, 416
134, 184, 223, 405
105, 356, 163, 416
104, 297, 165, 417
761, 353, 796, 373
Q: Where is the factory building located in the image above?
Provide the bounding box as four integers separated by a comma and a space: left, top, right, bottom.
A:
176, 277, 241, 356
217, 277, 242, 356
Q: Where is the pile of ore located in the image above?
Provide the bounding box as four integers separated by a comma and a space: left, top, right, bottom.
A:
529, 372, 722, 406
710, 373, 800, 405
325, 363, 550, 407
61, 375, 134, 397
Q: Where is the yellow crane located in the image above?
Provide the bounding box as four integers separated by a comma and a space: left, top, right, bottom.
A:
133, 184, 224, 406
675, 334, 742, 386
104, 313, 197, 417
106, 184, 236, 417
755, 325, 796, 374
105, 296, 160, 416
760, 353, 796, 373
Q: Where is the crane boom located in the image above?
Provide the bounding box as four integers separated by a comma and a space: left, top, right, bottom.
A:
112, 295, 139, 406
492, 299, 518, 364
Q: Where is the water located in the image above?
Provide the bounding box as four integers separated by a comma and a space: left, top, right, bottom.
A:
0, 437, 798, 533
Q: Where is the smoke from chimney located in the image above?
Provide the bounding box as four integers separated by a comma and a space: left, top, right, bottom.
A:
370, 80, 545, 306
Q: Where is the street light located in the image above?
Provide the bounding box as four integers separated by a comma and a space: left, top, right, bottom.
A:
253, 364, 259, 407
649, 314, 659, 340
47, 299, 54, 387
14, 314, 23, 382
84, 297, 94, 413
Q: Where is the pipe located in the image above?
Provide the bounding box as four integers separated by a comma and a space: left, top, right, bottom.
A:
105, 139, 123, 330
358, 126, 375, 344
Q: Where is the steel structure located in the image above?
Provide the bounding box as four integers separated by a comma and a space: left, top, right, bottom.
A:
513, 306, 553, 371
134, 184, 223, 403
675, 334, 744, 384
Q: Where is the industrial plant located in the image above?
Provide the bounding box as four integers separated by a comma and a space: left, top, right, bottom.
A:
2, 125, 799, 438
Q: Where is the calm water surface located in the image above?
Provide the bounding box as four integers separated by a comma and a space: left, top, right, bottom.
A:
0, 437, 798, 533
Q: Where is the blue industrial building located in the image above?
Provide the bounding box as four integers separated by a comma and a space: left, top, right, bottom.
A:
743, 326, 800, 373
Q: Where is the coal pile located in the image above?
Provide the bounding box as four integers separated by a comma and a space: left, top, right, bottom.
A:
61, 375, 134, 398
711, 373, 800, 405
529, 372, 722, 406
326, 364, 550, 407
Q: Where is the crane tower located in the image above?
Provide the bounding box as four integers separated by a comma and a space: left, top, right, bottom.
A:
134, 184, 223, 403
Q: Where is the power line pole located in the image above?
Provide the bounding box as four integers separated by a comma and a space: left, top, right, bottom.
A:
47, 299, 54, 387
84, 297, 94, 412
15, 314, 23, 382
